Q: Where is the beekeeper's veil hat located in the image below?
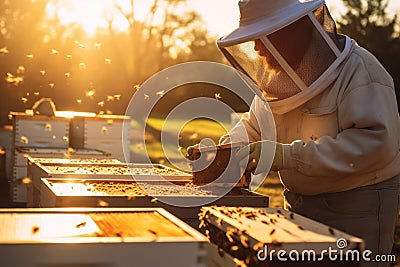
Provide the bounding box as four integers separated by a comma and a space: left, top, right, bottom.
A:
218, 0, 354, 114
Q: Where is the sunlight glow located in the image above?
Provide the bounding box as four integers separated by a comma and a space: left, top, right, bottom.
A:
46, 0, 129, 36
46, 0, 399, 37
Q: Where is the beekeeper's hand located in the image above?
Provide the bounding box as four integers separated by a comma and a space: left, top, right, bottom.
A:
235, 140, 283, 175
185, 138, 215, 159
185, 144, 199, 159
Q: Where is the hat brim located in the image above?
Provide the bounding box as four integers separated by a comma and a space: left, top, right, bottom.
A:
217, 0, 324, 47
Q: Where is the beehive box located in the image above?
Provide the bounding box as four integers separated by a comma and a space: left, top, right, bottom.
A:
39, 178, 269, 220
29, 162, 192, 188
200, 206, 364, 267
80, 115, 131, 162
0, 207, 207, 267
15, 147, 111, 166
12, 147, 112, 204
28, 157, 122, 165
187, 143, 248, 187
11, 112, 70, 148
27, 162, 192, 208
26, 157, 121, 207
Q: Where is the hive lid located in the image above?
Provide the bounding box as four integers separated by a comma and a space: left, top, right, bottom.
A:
33, 162, 192, 181
0, 208, 206, 244
28, 157, 122, 165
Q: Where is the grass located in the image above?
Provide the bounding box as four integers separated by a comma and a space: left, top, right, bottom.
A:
130, 117, 230, 166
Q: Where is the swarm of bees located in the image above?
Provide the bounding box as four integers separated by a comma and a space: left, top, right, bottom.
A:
198, 206, 342, 266
3, 40, 127, 117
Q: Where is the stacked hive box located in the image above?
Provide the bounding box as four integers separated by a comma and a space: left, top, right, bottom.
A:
9, 112, 131, 204
26, 157, 122, 207
11, 113, 70, 203
13, 148, 112, 204
70, 115, 130, 162
27, 161, 192, 207
200, 206, 364, 266
0, 207, 207, 267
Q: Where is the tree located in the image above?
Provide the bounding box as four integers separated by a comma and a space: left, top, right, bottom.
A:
0, 0, 225, 125
109, 0, 224, 79
336, 0, 400, 112
0, 0, 50, 125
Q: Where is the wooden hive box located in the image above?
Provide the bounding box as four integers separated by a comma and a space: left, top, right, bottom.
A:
12, 147, 111, 204
27, 161, 192, 207
11, 112, 70, 148
187, 143, 249, 187
0, 207, 207, 267
29, 162, 192, 188
16, 147, 112, 166
39, 178, 269, 222
200, 206, 364, 267
26, 157, 121, 207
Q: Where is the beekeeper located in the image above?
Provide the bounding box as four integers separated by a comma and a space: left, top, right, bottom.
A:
216, 0, 400, 264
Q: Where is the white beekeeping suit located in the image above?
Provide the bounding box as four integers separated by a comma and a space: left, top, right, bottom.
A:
216, 0, 400, 265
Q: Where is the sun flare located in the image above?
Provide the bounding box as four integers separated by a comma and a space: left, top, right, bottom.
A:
46, 0, 132, 36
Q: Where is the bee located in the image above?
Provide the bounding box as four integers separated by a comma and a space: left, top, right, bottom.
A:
97, 200, 109, 207
231, 245, 239, 251
240, 235, 249, 248
226, 228, 236, 243
76, 222, 87, 228
156, 90, 165, 96
21, 177, 32, 185
269, 229, 276, 235
198, 220, 205, 229
148, 229, 157, 236
116, 231, 124, 242
20, 136, 29, 144
44, 123, 52, 132
290, 213, 294, 219
217, 247, 225, 258
298, 225, 304, 230
328, 227, 335, 235
253, 242, 264, 251
32, 226, 40, 234
233, 258, 246, 267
